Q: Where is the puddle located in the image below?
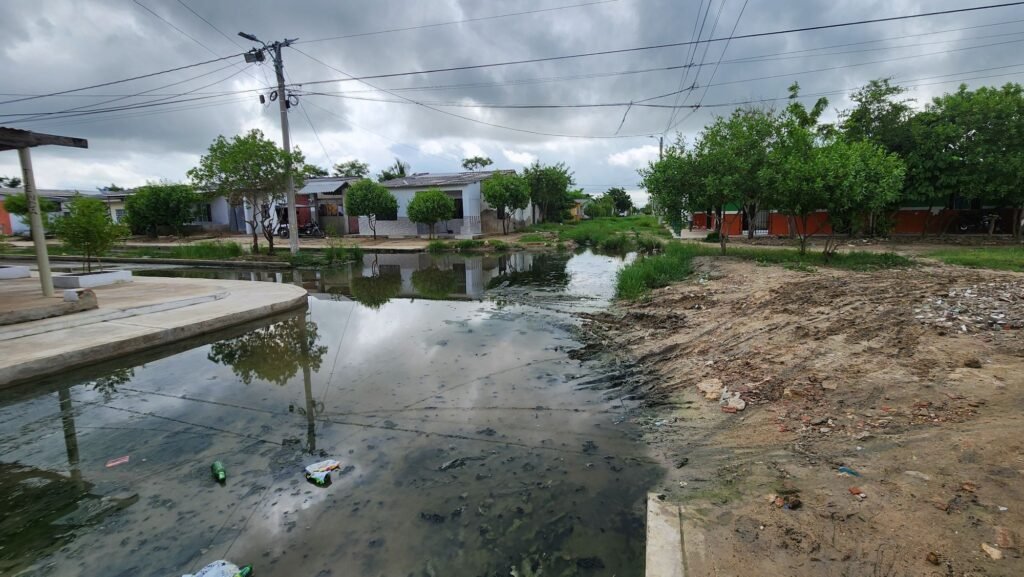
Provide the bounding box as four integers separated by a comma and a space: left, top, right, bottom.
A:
0, 250, 660, 576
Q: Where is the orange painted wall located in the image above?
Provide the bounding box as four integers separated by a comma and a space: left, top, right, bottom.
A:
0, 200, 12, 236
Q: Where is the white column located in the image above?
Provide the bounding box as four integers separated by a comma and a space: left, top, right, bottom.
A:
18, 147, 53, 296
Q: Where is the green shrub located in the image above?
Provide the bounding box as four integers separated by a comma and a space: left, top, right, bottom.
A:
635, 234, 665, 253
454, 239, 485, 251
427, 240, 448, 254
167, 241, 244, 260
703, 231, 720, 243
598, 233, 629, 253
518, 233, 547, 243
287, 251, 324, 268
616, 243, 698, 300
488, 239, 509, 251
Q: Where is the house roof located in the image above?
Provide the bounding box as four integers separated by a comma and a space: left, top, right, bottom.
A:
380, 170, 511, 189
0, 187, 95, 200
299, 176, 361, 195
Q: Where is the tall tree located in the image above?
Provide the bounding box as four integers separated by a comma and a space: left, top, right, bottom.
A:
481, 171, 530, 234
605, 187, 633, 215
345, 179, 398, 240
461, 156, 493, 171
639, 138, 706, 232
406, 188, 455, 238
303, 165, 329, 178
332, 159, 370, 178
207, 316, 326, 385
124, 182, 199, 237
698, 107, 777, 239
377, 158, 410, 182
523, 161, 574, 223
187, 129, 306, 254
98, 183, 125, 192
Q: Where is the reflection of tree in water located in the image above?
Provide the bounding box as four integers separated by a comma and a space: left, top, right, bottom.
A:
207, 316, 327, 385
487, 253, 571, 290
350, 271, 402, 309
87, 368, 135, 402
411, 266, 458, 299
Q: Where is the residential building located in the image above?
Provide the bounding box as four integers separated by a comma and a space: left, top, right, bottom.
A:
298, 176, 362, 235
368, 171, 532, 238
0, 187, 84, 236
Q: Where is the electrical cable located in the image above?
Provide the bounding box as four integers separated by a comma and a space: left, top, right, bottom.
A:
285, 2, 1024, 88
297, 0, 622, 44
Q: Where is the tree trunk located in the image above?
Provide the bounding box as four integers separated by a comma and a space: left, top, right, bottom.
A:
716, 208, 727, 255
798, 214, 810, 255
250, 228, 259, 254
1014, 206, 1022, 240
746, 204, 756, 240
787, 215, 797, 239
370, 215, 377, 240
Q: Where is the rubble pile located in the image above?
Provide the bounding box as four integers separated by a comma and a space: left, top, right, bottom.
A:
914, 281, 1024, 332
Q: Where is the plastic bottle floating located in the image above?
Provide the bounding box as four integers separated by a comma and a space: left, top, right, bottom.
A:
182, 559, 252, 577
211, 461, 227, 483
304, 459, 342, 486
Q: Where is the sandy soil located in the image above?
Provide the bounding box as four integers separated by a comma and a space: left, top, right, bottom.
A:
580, 258, 1023, 577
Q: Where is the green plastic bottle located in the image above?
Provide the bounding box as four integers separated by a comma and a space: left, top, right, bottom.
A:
234, 565, 253, 577
211, 461, 226, 483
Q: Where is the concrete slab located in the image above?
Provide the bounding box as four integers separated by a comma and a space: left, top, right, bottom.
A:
0, 275, 307, 388
647, 494, 685, 577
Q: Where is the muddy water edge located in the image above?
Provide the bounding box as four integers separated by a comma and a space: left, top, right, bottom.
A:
0, 250, 663, 577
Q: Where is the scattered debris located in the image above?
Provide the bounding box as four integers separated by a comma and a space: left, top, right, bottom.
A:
995, 526, 1020, 550
674, 457, 689, 469
837, 466, 860, 477
304, 459, 341, 486
963, 356, 983, 368
182, 560, 252, 577
105, 455, 130, 468
768, 493, 802, 510
848, 486, 866, 499
926, 551, 940, 566
582, 440, 599, 453
696, 378, 725, 400
210, 461, 226, 483
903, 470, 931, 481
419, 512, 446, 524
981, 542, 1003, 560
960, 481, 978, 493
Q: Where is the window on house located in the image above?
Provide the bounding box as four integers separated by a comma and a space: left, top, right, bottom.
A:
115, 209, 125, 222
452, 198, 464, 219
198, 204, 213, 222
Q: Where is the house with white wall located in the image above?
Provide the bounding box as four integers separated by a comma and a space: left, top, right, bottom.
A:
0, 187, 84, 235
102, 189, 241, 233
368, 171, 531, 238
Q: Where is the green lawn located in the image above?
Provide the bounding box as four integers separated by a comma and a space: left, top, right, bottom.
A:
616, 243, 913, 300
925, 246, 1024, 272
526, 216, 669, 253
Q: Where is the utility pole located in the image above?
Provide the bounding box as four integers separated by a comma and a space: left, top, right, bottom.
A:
658, 135, 664, 160
240, 32, 300, 254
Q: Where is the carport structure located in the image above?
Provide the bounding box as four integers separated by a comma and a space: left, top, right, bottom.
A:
0, 127, 88, 296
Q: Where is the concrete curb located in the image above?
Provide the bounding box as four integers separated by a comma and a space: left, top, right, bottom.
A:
0, 283, 308, 388
646, 494, 686, 577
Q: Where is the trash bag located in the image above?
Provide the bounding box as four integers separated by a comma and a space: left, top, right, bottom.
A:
304, 459, 341, 485
182, 559, 252, 577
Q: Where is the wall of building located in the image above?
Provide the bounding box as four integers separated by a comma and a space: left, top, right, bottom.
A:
0, 199, 13, 236
359, 184, 485, 238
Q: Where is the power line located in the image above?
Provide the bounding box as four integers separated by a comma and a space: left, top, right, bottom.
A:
297, 0, 622, 44
286, 2, 1024, 88
175, 0, 246, 50
666, 0, 729, 132
664, 0, 712, 131
0, 54, 243, 106
679, 0, 751, 132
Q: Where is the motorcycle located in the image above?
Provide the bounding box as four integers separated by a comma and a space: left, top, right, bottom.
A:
278, 221, 325, 239
958, 212, 1001, 234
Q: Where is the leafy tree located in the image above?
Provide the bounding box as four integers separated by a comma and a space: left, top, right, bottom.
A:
816, 139, 905, 256
345, 179, 398, 240
911, 83, 1024, 238
698, 107, 777, 240
406, 188, 455, 238
523, 161, 574, 223
639, 138, 707, 232
377, 158, 410, 182
207, 315, 326, 386
411, 266, 458, 299
0, 175, 22, 188
303, 165, 329, 178
98, 183, 125, 192
51, 195, 129, 272
462, 156, 493, 171
187, 129, 305, 254
124, 182, 199, 237
481, 171, 530, 233
3, 192, 58, 218
332, 159, 370, 178
604, 187, 633, 215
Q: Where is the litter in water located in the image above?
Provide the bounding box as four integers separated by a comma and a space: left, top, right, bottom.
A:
105, 455, 130, 468
182, 559, 252, 577
304, 459, 342, 485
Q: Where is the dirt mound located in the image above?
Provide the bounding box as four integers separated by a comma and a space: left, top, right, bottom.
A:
584, 258, 1024, 577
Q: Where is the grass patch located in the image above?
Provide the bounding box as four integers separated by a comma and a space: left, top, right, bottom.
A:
925, 246, 1024, 272
427, 240, 448, 254
528, 216, 669, 245
488, 239, 509, 252
517, 233, 548, 243
616, 243, 913, 300
616, 243, 698, 300
163, 241, 244, 260
453, 239, 485, 251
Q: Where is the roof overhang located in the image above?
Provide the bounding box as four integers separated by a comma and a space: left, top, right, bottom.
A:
0, 127, 88, 151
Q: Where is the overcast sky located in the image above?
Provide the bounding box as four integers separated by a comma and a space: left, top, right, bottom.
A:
2, 0, 1024, 206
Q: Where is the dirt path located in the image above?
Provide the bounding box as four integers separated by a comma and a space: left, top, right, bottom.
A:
581, 258, 1023, 576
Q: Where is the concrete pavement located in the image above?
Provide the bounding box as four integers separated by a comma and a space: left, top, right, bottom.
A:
0, 275, 307, 388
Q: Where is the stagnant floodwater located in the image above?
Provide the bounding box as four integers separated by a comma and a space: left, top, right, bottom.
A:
0, 250, 660, 577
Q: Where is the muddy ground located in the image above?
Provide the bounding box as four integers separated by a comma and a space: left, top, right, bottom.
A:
580, 258, 1023, 577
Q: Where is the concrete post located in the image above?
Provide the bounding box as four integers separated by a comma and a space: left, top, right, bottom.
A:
18, 147, 53, 297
